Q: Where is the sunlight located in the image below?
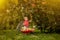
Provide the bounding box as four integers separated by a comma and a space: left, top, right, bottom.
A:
0, 0, 18, 9
0, 0, 5, 6
0, 0, 6, 9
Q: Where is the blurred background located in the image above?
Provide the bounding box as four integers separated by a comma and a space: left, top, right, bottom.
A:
0, 0, 60, 33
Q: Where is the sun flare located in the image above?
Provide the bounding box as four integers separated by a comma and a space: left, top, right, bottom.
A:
0, 0, 6, 9
0, 0, 5, 6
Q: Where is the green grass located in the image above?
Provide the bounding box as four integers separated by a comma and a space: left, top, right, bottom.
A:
0, 30, 60, 40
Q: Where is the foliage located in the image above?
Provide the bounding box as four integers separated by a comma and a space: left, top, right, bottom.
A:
0, 0, 60, 32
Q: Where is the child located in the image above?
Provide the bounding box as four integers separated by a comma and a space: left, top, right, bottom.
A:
21, 17, 35, 33
23, 17, 29, 28
21, 17, 29, 31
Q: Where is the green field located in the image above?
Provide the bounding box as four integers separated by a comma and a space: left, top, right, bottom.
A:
0, 30, 60, 40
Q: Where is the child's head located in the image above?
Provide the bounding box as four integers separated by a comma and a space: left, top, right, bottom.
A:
24, 17, 28, 21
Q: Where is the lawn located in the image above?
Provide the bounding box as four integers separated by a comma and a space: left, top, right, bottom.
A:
0, 30, 60, 40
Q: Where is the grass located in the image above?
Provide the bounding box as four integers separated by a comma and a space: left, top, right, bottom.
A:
0, 30, 60, 40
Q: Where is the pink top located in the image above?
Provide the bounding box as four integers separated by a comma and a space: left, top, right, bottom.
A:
23, 20, 29, 27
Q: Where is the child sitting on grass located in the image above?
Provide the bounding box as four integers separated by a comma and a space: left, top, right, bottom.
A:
21, 16, 29, 31
21, 17, 35, 32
